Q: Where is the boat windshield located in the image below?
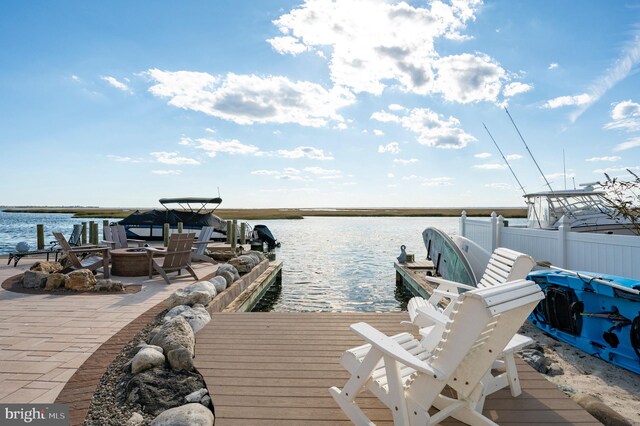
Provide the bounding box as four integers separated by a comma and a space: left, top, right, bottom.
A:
526, 192, 613, 228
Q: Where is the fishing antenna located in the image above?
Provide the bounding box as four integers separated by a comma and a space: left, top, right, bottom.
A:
505, 107, 554, 192
563, 149, 567, 190
483, 123, 527, 194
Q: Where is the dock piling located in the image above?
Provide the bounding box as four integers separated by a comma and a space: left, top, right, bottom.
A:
163, 223, 170, 247
231, 220, 237, 250
36, 224, 44, 250
81, 222, 87, 244
178, 222, 183, 233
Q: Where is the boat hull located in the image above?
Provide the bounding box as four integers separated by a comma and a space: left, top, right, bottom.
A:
527, 269, 640, 374
422, 227, 476, 286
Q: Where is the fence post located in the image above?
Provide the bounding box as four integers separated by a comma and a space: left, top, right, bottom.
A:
557, 215, 569, 268
459, 210, 467, 237
36, 224, 44, 250
490, 212, 498, 252
497, 214, 504, 248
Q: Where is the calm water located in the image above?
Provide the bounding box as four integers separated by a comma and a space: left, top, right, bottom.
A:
0, 211, 114, 254
0, 212, 462, 312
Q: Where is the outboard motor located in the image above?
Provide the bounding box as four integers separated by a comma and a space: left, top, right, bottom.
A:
253, 225, 279, 251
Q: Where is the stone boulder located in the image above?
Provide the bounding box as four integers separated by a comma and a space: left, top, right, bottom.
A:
30, 260, 63, 273
184, 281, 217, 298
245, 253, 261, 266
126, 412, 144, 426
167, 288, 212, 309
164, 305, 211, 333
131, 347, 166, 374
167, 347, 194, 371
217, 271, 235, 287
64, 269, 97, 291
45, 273, 67, 290
21, 271, 49, 289
208, 276, 227, 294
216, 264, 240, 281
246, 250, 266, 262
150, 403, 214, 426
126, 368, 206, 416
94, 279, 124, 292
185, 388, 209, 403
149, 316, 195, 355
228, 256, 254, 273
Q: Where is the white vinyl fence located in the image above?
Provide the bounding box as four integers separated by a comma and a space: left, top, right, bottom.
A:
460, 211, 640, 280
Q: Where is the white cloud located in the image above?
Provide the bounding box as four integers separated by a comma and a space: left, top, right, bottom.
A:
194, 138, 260, 157
251, 170, 281, 176
393, 158, 419, 164
505, 154, 522, 160
593, 165, 640, 174
474, 152, 491, 158
267, 35, 308, 55
303, 166, 341, 175
604, 100, 640, 132
378, 142, 400, 154
402, 174, 419, 180
251, 166, 341, 181
178, 138, 192, 146
388, 104, 405, 111
387, 173, 395, 178
146, 69, 355, 127
270, 0, 512, 103
545, 171, 575, 180
107, 155, 143, 163
613, 137, 640, 152
101, 76, 132, 93
150, 151, 200, 165
257, 146, 334, 160
421, 176, 453, 187
373, 129, 385, 136
473, 163, 507, 170
548, 63, 558, 70
503, 82, 533, 97
71, 75, 80, 81
372, 107, 476, 149
152, 169, 182, 175
585, 156, 621, 162
541, 93, 593, 109
485, 182, 512, 189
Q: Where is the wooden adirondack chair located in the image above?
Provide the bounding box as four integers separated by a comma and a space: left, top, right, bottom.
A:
103, 224, 145, 249
52, 232, 111, 278
407, 247, 535, 328
145, 233, 198, 284
330, 279, 544, 426
191, 226, 217, 264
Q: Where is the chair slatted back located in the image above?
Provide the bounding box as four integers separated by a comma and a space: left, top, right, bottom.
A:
162, 233, 195, 271
114, 225, 129, 249
103, 225, 113, 243
477, 247, 535, 289
52, 232, 82, 268
426, 280, 543, 399
194, 226, 214, 255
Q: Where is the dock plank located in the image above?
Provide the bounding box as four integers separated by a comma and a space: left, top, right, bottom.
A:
195, 312, 598, 425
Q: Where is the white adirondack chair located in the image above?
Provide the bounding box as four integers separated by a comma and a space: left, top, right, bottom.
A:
407, 247, 535, 328
191, 226, 217, 264
330, 279, 544, 426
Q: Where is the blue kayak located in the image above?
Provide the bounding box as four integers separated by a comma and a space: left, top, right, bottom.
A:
527, 269, 640, 374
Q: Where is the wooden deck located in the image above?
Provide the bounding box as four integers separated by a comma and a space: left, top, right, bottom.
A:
195, 312, 599, 425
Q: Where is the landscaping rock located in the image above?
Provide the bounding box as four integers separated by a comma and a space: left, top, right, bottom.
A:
218, 270, 235, 287
185, 388, 208, 403
216, 264, 240, 281
126, 368, 206, 416
246, 252, 261, 265
44, 273, 67, 290
167, 347, 194, 371
572, 393, 632, 426
126, 412, 144, 426
94, 279, 124, 292
149, 317, 195, 355
30, 260, 62, 273
200, 395, 211, 407
208, 276, 227, 293
247, 250, 266, 262
228, 256, 254, 273
131, 347, 166, 374
167, 289, 212, 309
184, 281, 217, 298
64, 269, 97, 290
150, 403, 214, 426
21, 270, 49, 289
164, 305, 211, 333
520, 348, 550, 374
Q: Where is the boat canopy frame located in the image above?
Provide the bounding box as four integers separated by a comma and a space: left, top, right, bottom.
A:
159, 197, 222, 215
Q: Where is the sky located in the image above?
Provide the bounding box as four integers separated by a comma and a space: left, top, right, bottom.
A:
1, 0, 639, 209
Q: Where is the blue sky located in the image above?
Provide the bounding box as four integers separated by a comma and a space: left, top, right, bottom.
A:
1, 0, 639, 209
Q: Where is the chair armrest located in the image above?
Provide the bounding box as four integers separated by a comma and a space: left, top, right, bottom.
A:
192, 241, 210, 246
144, 247, 166, 254
350, 322, 444, 379
426, 276, 476, 292
127, 239, 146, 247
415, 305, 449, 327
68, 246, 109, 254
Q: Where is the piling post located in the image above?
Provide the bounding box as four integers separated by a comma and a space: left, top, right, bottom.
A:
459, 210, 467, 237
178, 222, 183, 233
240, 222, 247, 245
102, 220, 109, 239
36, 224, 44, 250
90, 223, 99, 245
163, 223, 170, 247
490, 212, 498, 252
231, 220, 237, 250
89, 221, 96, 245
81, 222, 87, 244
226, 221, 232, 244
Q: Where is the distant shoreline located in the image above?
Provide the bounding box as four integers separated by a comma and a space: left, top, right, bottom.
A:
2, 207, 528, 220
